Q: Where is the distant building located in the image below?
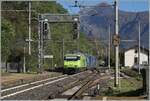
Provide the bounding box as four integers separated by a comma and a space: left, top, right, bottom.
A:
124, 46, 149, 68
1, 62, 23, 73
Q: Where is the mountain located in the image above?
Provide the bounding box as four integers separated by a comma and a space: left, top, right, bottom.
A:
79, 2, 149, 49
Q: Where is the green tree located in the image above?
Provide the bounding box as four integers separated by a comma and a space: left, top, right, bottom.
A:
1, 1, 101, 72
1, 18, 15, 62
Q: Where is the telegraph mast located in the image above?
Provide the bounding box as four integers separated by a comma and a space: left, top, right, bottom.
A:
108, 25, 111, 69
26, 1, 33, 55
138, 21, 141, 74
114, 0, 119, 87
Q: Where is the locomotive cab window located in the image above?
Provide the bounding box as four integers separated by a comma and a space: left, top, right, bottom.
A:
64, 56, 80, 61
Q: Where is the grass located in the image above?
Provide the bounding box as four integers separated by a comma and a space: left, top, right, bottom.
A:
1, 71, 37, 77
121, 68, 140, 77
121, 68, 144, 81
104, 77, 143, 96
103, 68, 143, 96
1, 71, 63, 88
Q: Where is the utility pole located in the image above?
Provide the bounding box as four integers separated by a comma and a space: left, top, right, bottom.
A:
38, 15, 41, 73
106, 47, 108, 66
0, 1, 1, 72
26, 1, 33, 55
114, 0, 119, 87
77, 20, 80, 52
41, 18, 44, 73
138, 21, 141, 74
23, 46, 26, 73
148, 1, 150, 99
62, 38, 64, 66
28, 1, 31, 55
108, 25, 111, 69
38, 15, 43, 73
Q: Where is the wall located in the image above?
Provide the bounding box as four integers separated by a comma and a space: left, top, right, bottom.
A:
124, 49, 135, 67
124, 49, 148, 67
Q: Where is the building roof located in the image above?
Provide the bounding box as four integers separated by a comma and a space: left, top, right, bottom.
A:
124, 45, 149, 54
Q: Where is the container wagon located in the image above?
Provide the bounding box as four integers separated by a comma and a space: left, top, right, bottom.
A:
86, 55, 97, 70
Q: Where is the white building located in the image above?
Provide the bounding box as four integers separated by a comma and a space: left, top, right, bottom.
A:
124, 46, 149, 68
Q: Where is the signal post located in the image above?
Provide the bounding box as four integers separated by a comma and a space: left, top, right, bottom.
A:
38, 14, 79, 73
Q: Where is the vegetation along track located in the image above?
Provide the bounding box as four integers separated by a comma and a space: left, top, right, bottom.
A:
1, 70, 92, 100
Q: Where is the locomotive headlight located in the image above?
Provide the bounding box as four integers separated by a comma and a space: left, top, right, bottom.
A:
44, 19, 48, 22
74, 18, 78, 22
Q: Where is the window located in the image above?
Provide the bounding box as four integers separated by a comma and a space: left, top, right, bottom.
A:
134, 57, 138, 64
135, 50, 138, 53
64, 56, 80, 61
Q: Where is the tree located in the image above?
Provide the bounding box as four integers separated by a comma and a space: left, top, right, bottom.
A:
1, 18, 15, 62
2, 1, 100, 72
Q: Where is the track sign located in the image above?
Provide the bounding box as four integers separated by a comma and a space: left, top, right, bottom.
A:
44, 55, 53, 59
113, 35, 120, 46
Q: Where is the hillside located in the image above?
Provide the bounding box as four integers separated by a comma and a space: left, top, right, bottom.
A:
80, 2, 149, 49
2, 1, 103, 72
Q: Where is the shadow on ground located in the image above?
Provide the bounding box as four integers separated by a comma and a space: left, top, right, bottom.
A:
115, 88, 146, 97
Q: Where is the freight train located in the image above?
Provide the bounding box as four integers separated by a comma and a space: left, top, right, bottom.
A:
63, 53, 97, 74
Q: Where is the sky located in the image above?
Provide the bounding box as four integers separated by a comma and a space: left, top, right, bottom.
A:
57, 0, 149, 14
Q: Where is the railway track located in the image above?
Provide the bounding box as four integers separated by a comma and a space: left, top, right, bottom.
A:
52, 69, 113, 100
1, 68, 144, 100
1, 70, 92, 100
50, 69, 144, 100
49, 70, 98, 99
1, 75, 68, 99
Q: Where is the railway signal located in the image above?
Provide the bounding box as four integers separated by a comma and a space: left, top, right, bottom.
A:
73, 22, 79, 39
72, 17, 80, 40
73, 22, 78, 29
38, 14, 80, 73
42, 20, 50, 40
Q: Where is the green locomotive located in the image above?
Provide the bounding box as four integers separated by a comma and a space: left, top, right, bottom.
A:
64, 53, 87, 73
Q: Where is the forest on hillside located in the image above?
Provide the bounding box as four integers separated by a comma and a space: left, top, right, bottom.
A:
2, 1, 108, 72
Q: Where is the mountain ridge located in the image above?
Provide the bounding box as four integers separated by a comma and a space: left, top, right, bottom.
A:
79, 2, 149, 49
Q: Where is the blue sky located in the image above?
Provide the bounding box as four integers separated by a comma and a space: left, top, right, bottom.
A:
57, 0, 149, 14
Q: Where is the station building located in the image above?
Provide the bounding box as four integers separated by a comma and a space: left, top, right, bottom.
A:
124, 46, 149, 68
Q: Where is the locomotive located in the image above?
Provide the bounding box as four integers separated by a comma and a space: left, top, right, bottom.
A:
63, 53, 97, 73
